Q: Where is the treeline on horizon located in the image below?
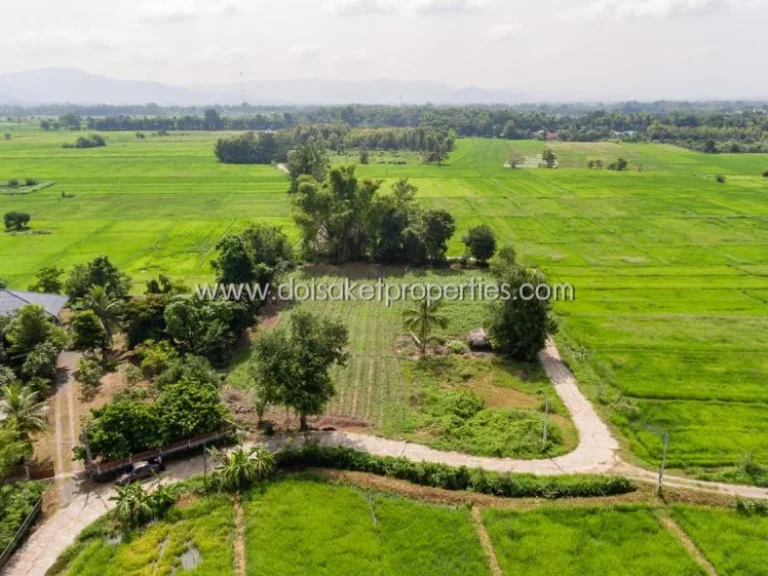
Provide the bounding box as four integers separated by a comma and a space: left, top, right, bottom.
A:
11, 102, 768, 153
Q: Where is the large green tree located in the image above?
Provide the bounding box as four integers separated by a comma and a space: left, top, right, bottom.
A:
251, 311, 348, 430
65, 256, 131, 300
287, 142, 330, 191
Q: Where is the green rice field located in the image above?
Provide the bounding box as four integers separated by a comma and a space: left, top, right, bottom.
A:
2, 128, 768, 478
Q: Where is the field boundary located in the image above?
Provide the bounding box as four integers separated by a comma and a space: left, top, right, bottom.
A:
655, 511, 718, 576
471, 507, 503, 576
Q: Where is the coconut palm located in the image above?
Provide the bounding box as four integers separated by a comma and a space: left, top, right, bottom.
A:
86, 285, 123, 344
208, 445, 275, 492
402, 298, 449, 356
0, 383, 50, 440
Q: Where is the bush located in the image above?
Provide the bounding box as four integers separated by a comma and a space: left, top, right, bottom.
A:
77, 357, 102, 390
447, 340, 468, 354
275, 445, 634, 499
137, 339, 178, 377
121, 364, 143, 386
762, 170, 768, 177
716, 174, 726, 183
0, 481, 47, 552
4, 211, 31, 231
23, 179, 38, 187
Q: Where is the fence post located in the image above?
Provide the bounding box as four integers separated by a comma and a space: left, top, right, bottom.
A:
541, 398, 549, 451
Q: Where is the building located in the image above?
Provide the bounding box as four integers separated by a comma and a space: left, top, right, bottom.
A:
0, 289, 69, 322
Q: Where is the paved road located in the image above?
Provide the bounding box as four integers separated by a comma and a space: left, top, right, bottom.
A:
5, 338, 768, 575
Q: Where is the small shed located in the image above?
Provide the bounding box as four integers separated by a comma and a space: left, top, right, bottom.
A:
0, 289, 69, 322
467, 328, 492, 350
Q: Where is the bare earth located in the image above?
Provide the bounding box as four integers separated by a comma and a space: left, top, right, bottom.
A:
5, 338, 768, 576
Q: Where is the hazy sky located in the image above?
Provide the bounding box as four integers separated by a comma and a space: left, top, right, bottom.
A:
1, 0, 767, 99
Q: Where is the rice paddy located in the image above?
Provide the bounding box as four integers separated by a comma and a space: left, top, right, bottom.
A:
2, 128, 768, 478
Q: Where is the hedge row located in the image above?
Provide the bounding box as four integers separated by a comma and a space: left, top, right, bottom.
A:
275, 444, 634, 499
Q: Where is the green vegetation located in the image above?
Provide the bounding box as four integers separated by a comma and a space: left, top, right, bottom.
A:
0, 481, 46, 552
50, 490, 235, 576
1, 130, 768, 479
671, 505, 768, 576
483, 505, 705, 576
276, 445, 633, 498
244, 477, 489, 576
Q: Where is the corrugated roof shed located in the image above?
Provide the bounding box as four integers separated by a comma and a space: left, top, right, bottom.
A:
0, 289, 69, 319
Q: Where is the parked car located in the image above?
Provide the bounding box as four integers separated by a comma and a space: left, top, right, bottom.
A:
115, 457, 165, 486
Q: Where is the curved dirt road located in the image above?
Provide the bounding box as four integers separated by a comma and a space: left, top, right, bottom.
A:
5, 338, 768, 575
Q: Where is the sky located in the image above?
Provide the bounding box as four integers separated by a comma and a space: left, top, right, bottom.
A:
1, 0, 767, 100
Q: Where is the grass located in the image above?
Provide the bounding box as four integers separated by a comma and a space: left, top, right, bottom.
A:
243, 475, 490, 576
50, 490, 235, 576
482, 505, 706, 576
670, 505, 768, 576
2, 128, 768, 477
230, 266, 577, 458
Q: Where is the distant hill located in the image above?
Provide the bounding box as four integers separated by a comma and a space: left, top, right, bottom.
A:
0, 68, 214, 107
0, 68, 526, 107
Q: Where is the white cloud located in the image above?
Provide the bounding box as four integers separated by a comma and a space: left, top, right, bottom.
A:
138, 0, 245, 22
324, 0, 397, 16
561, 0, 755, 20
289, 44, 326, 58
412, 0, 489, 14
8, 30, 117, 51
489, 23, 521, 39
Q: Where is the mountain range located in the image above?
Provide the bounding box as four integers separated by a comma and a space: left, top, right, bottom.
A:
0, 68, 526, 107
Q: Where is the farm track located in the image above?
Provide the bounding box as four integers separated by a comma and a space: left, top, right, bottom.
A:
5, 338, 768, 576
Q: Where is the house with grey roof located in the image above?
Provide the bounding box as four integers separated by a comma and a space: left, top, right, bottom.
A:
0, 289, 69, 322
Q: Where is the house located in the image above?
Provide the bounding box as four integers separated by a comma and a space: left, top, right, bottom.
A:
0, 289, 69, 322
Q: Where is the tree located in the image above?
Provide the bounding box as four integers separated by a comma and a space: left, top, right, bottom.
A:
506, 148, 524, 168
287, 142, 330, 191
72, 310, 108, 356
77, 357, 103, 391
616, 157, 628, 171
359, 149, 370, 164
462, 224, 497, 264
203, 108, 223, 130
6, 305, 66, 359
422, 209, 456, 263
154, 354, 219, 390
704, 139, 717, 154
164, 296, 248, 365
65, 256, 131, 300
0, 383, 50, 441
371, 178, 420, 263
156, 379, 227, 441
292, 165, 380, 263
402, 298, 449, 356
28, 266, 63, 293
0, 422, 31, 475
251, 311, 348, 430
4, 212, 31, 231
21, 341, 59, 382
208, 445, 274, 491
213, 132, 283, 164
541, 148, 557, 168
488, 264, 557, 362
136, 339, 178, 377
123, 295, 169, 348
85, 285, 123, 344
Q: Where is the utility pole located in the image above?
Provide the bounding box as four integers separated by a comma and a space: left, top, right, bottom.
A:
240, 72, 245, 108
542, 398, 549, 451
657, 432, 670, 493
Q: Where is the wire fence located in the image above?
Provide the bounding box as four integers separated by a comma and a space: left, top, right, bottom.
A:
0, 488, 48, 570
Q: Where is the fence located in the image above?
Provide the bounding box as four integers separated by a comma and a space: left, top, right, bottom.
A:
0, 491, 46, 570
1, 460, 56, 486
84, 427, 235, 481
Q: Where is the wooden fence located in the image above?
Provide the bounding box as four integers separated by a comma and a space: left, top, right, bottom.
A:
1, 460, 55, 486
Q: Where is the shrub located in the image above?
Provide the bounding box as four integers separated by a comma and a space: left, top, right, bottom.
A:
77, 357, 102, 390
447, 340, 468, 354
763, 170, 768, 177
121, 364, 143, 386
24, 179, 38, 187
275, 445, 634, 499
137, 339, 178, 377
7, 179, 19, 188
4, 211, 31, 231
716, 174, 726, 183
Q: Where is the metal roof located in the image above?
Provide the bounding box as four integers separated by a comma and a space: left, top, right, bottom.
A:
0, 289, 69, 318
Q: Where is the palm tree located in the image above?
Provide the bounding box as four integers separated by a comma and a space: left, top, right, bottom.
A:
208, 445, 275, 492
402, 298, 449, 356
0, 383, 50, 441
110, 483, 152, 528
86, 285, 122, 344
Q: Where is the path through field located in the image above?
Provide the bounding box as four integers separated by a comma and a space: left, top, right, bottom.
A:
50, 352, 83, 507
5, 339, 768, 576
